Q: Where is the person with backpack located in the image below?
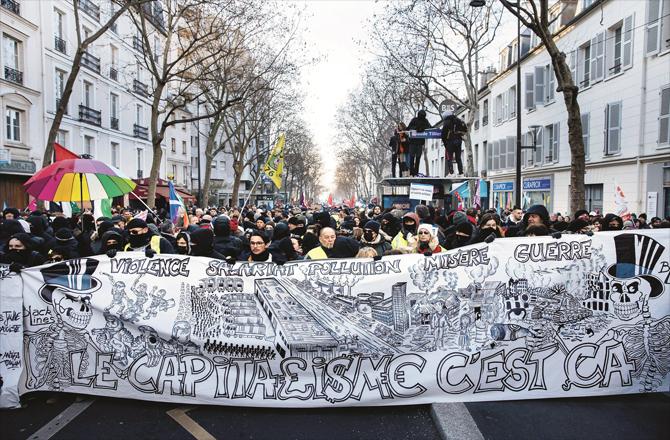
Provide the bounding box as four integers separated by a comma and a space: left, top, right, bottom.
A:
441, 110, 467, 176
407, 110, 431, 176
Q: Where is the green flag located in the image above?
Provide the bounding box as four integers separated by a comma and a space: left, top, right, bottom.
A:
94, 198, 113, 218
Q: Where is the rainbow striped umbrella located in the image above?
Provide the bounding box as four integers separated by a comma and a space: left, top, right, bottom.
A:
24, 158, 136, 202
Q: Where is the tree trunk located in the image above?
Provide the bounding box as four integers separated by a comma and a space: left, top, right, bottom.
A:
231, 162, 243, 207
201, 152, 214, 208
546, 41, 585, 214
147, 85, 166, 209
43, 48, 85, 167
422, 144, 429, 176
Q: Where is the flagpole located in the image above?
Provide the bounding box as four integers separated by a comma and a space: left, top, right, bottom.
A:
242, 132, 284, 209
130, 191, 155, 214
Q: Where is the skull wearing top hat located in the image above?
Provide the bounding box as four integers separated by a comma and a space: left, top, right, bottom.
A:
606, 234, 665, 321
39, 258, 101, 329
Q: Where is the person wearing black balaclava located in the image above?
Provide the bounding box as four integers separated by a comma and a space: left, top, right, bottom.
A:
26, 214, 52, 256
406, 109, 431, 176
75, 213, 96, 257
0, 219, 27, 253
391, 213, 420, 249
122, 218, 174, 254
0, 233, 46, 271
90, 220, 115, 255
446, 222, 474, 250
175, 231, 191, 255
100, 230, 125, 256
50, 228, 81, 259
189, 228, 226, 259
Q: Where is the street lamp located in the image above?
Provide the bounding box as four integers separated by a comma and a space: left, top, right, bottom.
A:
470, 0, 523, 209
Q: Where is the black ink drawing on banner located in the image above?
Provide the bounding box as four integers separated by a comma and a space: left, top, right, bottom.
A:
0, 264, 12, 280
102, 273, 174, 323
592, 234, 670, 392
23, 259, 104, 390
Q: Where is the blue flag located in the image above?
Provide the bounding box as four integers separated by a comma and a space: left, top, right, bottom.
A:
168, 180, 182, 224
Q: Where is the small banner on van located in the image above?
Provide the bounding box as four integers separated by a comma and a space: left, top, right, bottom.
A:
1, 230, 669, 408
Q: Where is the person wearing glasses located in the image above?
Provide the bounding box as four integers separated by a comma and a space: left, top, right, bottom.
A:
121, 218, 174, 255
241, 231, 287, 263
409, 224, 443, 255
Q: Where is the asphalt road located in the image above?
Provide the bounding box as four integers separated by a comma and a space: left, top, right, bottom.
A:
1, 392, 668, 440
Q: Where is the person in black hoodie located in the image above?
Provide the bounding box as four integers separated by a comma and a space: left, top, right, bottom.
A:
100, 230, 125, 256
511, 204, 555, 237
175, 231, 191, 255
49, 228, 81, 259
0, 219, 27, 253
189, 228, 226, 259
212, 216, 242, 258
26, 214, 52, 256
0, 233, 46, 271
406, 110, 431, 176
601, 213, 623, 231
90, 220, 115, 255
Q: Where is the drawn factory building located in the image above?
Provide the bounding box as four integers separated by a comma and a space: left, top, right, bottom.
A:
392, 282, 410, 333
583, 271, 611, 312
254, 278, 339, 361
227, 293, 266, 337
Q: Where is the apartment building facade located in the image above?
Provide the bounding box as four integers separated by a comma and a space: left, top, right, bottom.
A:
425, 0, 670, 217
0, 0, 194, 208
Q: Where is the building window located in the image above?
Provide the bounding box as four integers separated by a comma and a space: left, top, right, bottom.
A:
607, 16, 634, 76
5, 107, 21, 142
534, 127, 544, 164
585, 184, 604, 213
171, 137, 176, 152
605, 102, 622, 155
482, 100, 489, 125
578, 41, 591, 87
83, 80, 94, 107
136, 104, 143, 125
183, 166, 188, 185
3, 34, 20, 70
544, 123, 560, 163
54, 9, 65, 40
507, 136, 515, 168
111, 142, 120, 168
493, 141, 500, 170
508, 86, 516, 118
660, 86, 670, 145
499, 139, 507, 170
181, 116, 187, 130
495, 94, 503, 124
55, 69, 66, 110
544, 64, 554, 102
182, 140, 187, 154
83, 135, 94, 156
136, 148, 144, 178
646, 0, 664, 55
483, 141, 488, 172
581, 113, 590, 158
56, 130, 68, 145
171, 164, 177, 179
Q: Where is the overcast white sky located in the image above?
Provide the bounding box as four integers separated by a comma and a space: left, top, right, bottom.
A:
297, 0, 517, 192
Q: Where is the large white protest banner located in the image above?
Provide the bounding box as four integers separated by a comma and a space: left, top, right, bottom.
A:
0, 268, 23, 408
1, 230, 669, 408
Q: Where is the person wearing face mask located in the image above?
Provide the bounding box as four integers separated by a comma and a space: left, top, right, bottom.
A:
392, 213, 420, 249
360, 220, 391, 257
445, 221, 474, 249
410, 224, 443, 255
174, 231, 191, 255
600, 213, 624, 231
122, 218, 174, 254
100, 230, 126, 257
0, 233, 46, 271
474, 213, 505, 243
189, 228, 226, 259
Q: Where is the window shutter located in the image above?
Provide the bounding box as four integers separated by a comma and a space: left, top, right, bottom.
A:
660, 87, 670, 144
544, 125, 552, 162
590, 36, 598, 83
570, 51, 577, 84
622, 15, 634, 68
508, 136, 516, 168
553, 122, 560, 162
525, 73, 534, 109
534, 66, 545, 105
595, 32, 605, 81
535, 127, 544, 164
547, 65, 555, 101
646, 0, 662, 55
500, 138, 508, 170
581, 113, 590, 158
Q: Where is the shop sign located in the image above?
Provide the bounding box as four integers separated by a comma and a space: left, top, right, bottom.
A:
523, 177, 551, 191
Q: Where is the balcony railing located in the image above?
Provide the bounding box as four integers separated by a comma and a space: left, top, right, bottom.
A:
81, 51, 100, 73
110, 117, 119, 130
79, 0, 100, 21
142, 1, 166, 32
134, 124, 149, 140
1, 0, 20, 15
79, 104, 102, 126
133, 36, 143, 52
3, 66, 23, 85
109, 66, 118, 81
54, 36, 67, 54
133, 79, 150, 98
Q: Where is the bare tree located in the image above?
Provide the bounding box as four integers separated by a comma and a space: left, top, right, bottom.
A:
368, 0, 503, 179
43, 0, 148, 168
128, 0, 247, 207
498, 0, 585, 213
283, 122, 322, 203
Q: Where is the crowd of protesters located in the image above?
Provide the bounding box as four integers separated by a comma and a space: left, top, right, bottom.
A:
1, 202, 668, 272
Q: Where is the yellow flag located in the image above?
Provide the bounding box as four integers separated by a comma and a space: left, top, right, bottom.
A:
263, 133, 285, 189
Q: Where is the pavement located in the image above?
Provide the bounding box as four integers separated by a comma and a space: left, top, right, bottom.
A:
1, 392, 668, 439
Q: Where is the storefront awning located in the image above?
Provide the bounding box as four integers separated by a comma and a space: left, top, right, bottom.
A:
129, 178, 196, 202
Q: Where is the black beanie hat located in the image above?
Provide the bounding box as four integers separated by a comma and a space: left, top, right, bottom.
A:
126, 218, 148, 230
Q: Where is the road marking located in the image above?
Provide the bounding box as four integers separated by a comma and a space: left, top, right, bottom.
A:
167, 406, 217, 440
430, 402, 484, 440
28, 398, 96, 440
